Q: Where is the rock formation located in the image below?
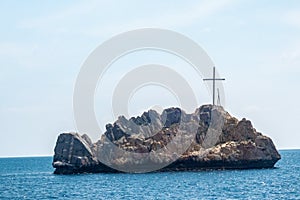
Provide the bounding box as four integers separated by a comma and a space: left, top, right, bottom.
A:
52, 105, 281, 174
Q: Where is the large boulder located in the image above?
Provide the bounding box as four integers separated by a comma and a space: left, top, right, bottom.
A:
52, 133, 116, 174
52, 105, 281, 174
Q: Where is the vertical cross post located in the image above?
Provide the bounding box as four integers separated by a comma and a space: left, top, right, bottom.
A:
203, 66, 225, 106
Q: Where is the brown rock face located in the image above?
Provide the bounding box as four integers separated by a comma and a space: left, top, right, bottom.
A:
52, 105, 281, 174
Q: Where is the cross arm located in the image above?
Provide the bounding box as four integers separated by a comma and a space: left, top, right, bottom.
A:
203, 78, 225, 81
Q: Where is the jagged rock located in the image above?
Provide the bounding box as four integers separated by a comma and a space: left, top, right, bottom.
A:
162, 107, 181, 128
52, 105, 281, 174
53, 133, 97, 174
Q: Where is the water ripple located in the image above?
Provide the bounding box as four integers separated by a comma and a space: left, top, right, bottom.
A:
0, 150, 299, 199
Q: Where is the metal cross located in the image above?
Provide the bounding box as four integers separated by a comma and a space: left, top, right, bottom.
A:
203, 66, 225, 106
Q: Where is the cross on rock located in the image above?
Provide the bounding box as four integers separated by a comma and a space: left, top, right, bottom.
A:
203, 66, 225, 106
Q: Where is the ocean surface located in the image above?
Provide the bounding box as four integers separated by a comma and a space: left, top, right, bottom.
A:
0, 150, 299, 200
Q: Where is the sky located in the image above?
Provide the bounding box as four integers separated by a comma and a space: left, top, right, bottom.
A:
0, 0, 300, 157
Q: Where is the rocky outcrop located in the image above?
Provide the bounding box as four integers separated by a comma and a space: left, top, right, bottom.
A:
52, 105, 281, 174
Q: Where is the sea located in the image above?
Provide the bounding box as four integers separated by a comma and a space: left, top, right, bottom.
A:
0, 150, 299, 200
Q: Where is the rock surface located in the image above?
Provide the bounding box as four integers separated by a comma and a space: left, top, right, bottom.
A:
52, 105, 281, 174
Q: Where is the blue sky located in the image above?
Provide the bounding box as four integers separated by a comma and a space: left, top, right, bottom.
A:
0, 0, 300, 157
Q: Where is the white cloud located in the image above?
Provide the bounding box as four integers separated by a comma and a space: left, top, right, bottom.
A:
0, 42, 57, 69
278, 42, 300, 72
19, 0, 236, 37
19, 0, 99, 30
281, 47, 300, 62
283, 10, 300, 27
0, 42, 37, 58
0, 42, 44, 69
83, 0, 236, 37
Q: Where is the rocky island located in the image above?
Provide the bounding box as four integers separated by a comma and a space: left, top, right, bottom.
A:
52, 105, 281, 174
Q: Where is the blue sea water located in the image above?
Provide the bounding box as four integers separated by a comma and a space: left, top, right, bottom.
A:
0, 150, 299, 200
